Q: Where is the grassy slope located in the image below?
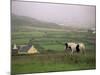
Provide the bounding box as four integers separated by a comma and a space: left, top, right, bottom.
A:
12, 31, 95, 51
11, 14, 63, 32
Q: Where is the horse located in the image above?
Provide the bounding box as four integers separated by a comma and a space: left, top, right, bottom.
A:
64, 42, 85, 55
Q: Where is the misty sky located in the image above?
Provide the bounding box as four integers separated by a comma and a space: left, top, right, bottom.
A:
12, 1, 96, 28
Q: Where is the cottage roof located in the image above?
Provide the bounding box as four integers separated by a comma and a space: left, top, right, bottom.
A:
19, 45, 32, 52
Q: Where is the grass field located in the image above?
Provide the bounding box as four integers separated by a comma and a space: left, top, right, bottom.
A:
11, 14, 96, 74
11, 29, 96, 75
12, 30, 95, 50
12, 52, 95, 75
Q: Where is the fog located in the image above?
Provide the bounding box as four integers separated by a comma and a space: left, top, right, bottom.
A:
12, 1, 96, 28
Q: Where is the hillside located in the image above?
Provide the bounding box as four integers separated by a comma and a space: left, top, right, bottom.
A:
11, 14, 63, 32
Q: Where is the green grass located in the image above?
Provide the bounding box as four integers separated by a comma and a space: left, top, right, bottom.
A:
41, 44, 64, 51
12, 62, 95, 74
12, 52, 96, 74
11, 29, 96, 74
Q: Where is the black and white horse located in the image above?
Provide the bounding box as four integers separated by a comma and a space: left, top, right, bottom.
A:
64, 42, 85, 55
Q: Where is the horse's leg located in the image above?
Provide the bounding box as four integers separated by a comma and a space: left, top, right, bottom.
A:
64, 50, 67, 56
64, 48, 67, 56
70, 49, 74, 56
80, 47, 86, 56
